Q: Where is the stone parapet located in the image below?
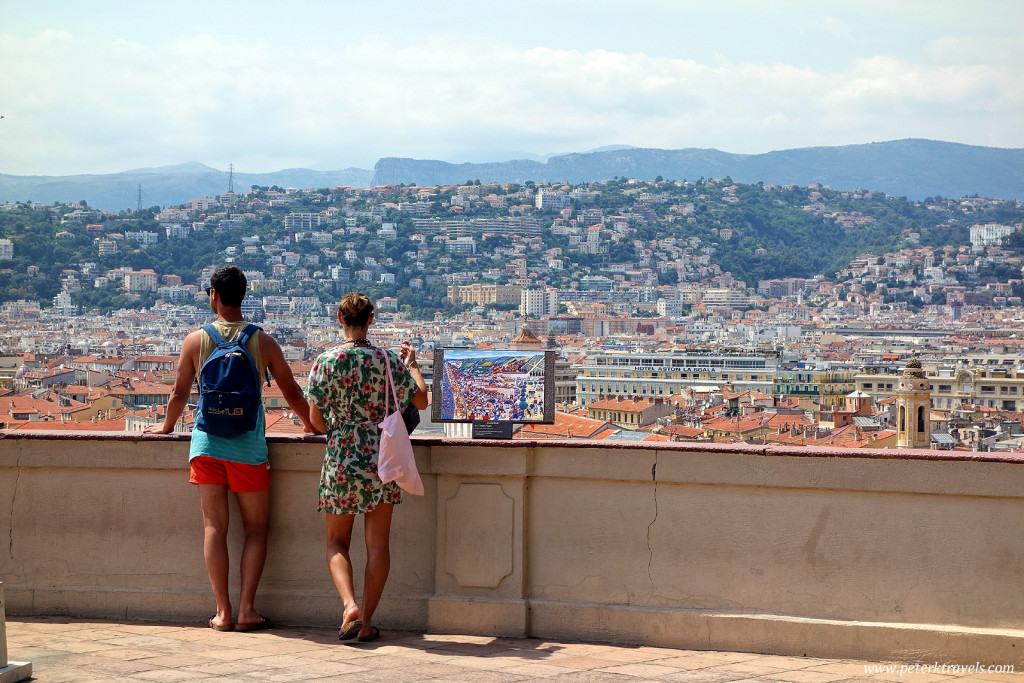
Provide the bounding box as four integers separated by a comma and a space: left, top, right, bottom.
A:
2, 431, 1023, 666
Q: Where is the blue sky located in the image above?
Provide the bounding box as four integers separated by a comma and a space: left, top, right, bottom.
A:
1, 0, 1021, 175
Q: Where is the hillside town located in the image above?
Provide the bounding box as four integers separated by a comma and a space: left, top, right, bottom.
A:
1, 177, 1024, 451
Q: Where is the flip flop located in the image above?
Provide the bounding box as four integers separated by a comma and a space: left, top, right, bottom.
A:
234, 616, 274, 632
209, 617, 233, 632
356, 626, 381, 642
338, 619, 362, 640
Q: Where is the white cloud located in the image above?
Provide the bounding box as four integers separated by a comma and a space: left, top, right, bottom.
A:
1, 20, 1022, 176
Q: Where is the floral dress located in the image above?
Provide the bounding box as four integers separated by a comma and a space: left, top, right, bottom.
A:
306, 346, 417, 514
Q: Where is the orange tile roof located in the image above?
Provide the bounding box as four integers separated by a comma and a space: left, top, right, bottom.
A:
587, 396, 665, 411
517, 411, 612, 439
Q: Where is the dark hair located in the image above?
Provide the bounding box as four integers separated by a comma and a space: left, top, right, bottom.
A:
338, 292, 374, 327
209, 266, 247, 307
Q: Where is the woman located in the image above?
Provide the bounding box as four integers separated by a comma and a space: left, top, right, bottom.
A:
305, 292, 429, 642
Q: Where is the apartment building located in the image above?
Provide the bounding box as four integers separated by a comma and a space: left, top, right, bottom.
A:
521, 288, 559, 317
411, 217, 544, 238
125, 269, 159, 293
447, 283, 521, 307
773, 367, 856, 410
854, 355, 1024, 411
577, 351, 778, 406
586, 396, 673, 428
969, 222, 1017, 251
284, 213, 321, 230
535, 190, 571, 212
702, 288, 749, 310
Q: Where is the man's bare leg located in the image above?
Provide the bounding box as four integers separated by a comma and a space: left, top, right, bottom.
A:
198, 484, 233, 629
235, 489, 270, 627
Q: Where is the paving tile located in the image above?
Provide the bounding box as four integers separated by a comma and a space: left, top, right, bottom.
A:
706, 661, 793, 676
500, 661, 586, 678
580, 645, 697, 663
134, 654, 223, 669
548, 673, 648, 681
131, 668, 212, 681
188, 645, 286, 661
475, 654, 566, 670
174, 660, 273, 676
653, 654, 746, 670
804, 662, 877, 677
299, 653, 411, 670
753, 655, 836, 670
545, 655, 630, 671
96, 634, 183, 649
663, 668, 752, 682
77, 656, 168, 676
2, 617, 911, 683
761, 668, 863, 683
400, 670, 531, 682
90, 646, 171, 662
599, 662, 700, 678
229, 669, 335, 682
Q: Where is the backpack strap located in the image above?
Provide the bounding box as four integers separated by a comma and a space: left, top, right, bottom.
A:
235, 324, 260, 347
201, 323, 227, 345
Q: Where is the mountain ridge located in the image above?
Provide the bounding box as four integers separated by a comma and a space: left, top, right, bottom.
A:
372, 139, 1024, 202
1, 139, 1021, 211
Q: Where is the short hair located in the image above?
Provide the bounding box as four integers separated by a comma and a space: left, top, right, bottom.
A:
209, 266, 247, 307
338, 292, 375, 327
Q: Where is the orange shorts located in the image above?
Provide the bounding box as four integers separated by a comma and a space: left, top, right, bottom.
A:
189, 456, 270, 493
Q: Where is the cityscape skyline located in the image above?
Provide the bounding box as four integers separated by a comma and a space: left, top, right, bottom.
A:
1, 1, 1022, 177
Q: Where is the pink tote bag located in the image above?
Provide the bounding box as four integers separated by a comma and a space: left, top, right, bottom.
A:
377, 354, 424, 495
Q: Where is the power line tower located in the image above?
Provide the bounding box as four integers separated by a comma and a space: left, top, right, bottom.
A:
228, 163, 235, 193
137, 184, 143, 212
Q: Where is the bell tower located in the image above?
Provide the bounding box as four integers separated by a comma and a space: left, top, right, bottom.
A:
896, 359, 931, 449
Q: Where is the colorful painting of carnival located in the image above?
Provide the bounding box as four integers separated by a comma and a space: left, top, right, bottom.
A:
433, 349, 555, 423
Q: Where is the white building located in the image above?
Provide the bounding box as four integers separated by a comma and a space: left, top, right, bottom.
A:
310, 232, 332, 247
0, 238, 13, 260
284, 213, 321, 230
535, 190, 571, 211
702, 288, 749, 310
576, 351, 778, 406
157, 208, 191, 222
164, 224, 191, 240
184, 197, 221, 212
970, 223, 1018, 251
445, 237, 476, 255
521, 288, 559, 317
125, 231, 159, 246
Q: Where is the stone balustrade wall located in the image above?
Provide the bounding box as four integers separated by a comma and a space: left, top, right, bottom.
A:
2, 431, 1023, 665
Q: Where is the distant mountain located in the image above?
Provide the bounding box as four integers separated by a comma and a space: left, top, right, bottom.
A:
372, 140, 1024, 201
3, 139, 1021, 210
0, 164, 373, 211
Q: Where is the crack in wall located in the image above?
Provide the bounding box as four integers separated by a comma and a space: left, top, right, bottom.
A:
646, 454, 658, 590
9, 455, 21, 560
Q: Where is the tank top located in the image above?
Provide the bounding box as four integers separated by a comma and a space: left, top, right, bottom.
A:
188, 320, 268, 465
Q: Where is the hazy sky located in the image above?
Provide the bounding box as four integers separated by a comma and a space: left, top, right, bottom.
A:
2, 0, 1022, 175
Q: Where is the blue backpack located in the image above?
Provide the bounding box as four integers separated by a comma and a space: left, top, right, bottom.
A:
194, 323, 262, 437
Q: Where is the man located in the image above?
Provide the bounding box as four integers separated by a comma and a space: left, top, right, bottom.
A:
146, 265, 318, 631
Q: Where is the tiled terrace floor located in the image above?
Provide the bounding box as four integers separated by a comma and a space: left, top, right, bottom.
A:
6, 617, 1020, 682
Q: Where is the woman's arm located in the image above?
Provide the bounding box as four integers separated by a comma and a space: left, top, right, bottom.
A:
309, 401, 329, 434
400, 341, 429, 410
